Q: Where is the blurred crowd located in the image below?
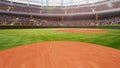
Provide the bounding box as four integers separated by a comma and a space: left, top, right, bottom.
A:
0, 15, 41, 26
0, 15, 119, 26
67, 2, 120, 13
58, 17, 120, 26
0, 4, 40, 13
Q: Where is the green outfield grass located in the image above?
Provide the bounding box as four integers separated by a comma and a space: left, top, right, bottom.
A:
0, 28, 120, 50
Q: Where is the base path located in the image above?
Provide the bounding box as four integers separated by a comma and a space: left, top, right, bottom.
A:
57, 29, 107, 34
0, 41, 120, 68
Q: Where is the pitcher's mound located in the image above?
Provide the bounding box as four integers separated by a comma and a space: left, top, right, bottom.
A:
57, 29, 107, 34
0, 41, 120, 68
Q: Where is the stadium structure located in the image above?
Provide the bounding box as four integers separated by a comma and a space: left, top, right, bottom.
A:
0, 0, 120, 68
0, 0, 120, 28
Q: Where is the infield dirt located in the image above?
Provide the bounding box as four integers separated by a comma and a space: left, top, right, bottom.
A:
0, 41, 120, 68
57, 29, 107, 34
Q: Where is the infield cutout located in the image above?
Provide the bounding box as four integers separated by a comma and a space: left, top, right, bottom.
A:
57, 29, 107, 34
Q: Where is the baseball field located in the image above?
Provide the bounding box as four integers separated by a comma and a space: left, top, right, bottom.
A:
0, 28, 120, 68
0, 28, 120, 50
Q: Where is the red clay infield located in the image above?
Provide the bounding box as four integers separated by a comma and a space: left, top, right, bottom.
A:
57, 29, 107, 34
0, 41, 120, 68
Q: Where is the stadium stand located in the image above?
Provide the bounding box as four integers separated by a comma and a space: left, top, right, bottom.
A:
0, 14, 119, 26
0, 0, 120, 14
0, 0, 120, 27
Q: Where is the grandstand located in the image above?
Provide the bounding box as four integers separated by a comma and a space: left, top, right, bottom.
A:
0, 0, 120, 27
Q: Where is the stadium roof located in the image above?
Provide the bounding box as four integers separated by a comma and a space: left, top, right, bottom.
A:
8, 0, 105, 6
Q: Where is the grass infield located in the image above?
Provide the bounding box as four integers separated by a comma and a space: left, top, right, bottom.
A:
0, 28, 120, 50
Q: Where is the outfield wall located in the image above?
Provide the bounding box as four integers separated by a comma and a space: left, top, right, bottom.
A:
0, 26, 120, 29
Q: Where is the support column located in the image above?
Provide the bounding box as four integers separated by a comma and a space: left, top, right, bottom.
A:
46, 0, 49, 6
27, 0, 30, 6
70, 0, 73, 5
10, 0, 13, 4
61, 0, 63, 6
